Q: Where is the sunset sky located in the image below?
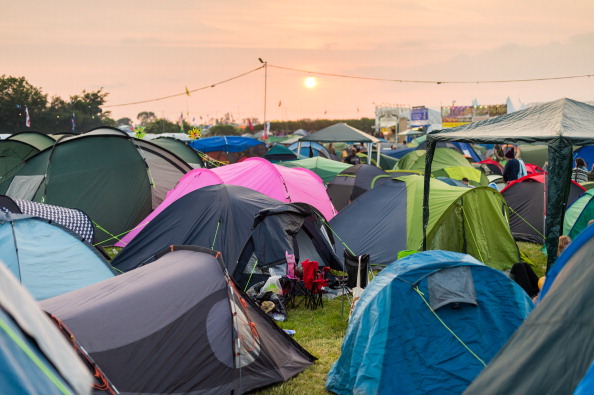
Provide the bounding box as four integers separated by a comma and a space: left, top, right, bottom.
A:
3, 1, 594, 124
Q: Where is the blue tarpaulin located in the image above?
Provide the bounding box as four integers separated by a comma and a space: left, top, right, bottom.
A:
189, 136, 264, 153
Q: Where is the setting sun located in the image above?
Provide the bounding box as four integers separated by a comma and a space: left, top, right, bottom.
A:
304, 77, 317, 88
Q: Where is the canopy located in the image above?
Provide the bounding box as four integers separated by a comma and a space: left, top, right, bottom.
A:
297, 123, 381, 165
189, 136, 264, 153
423, 98, 594, 269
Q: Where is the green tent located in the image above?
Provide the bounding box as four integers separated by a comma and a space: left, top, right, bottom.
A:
7, 131, 56, 151
563, 189, 594, 240
424, 98, 594, 269
355, 151, 398, 170
150, 136, 204, 167
279, 157, 350, 183
330, 175, 519, 270
432, 166, 489, 186
0, 127, 192, 246
397, 147, 473, 172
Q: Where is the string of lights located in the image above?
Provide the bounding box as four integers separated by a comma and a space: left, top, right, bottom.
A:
103, 62, 593, 108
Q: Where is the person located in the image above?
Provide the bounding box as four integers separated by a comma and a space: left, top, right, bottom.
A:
343, 148, 361, 165
461, 177, 474, 188
492, 144, 505, 162
572, 157, 588, 183
502, 148, 520, 183
558, 235, 571, 257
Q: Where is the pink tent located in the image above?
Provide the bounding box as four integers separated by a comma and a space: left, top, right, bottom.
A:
115, 157, 336, 247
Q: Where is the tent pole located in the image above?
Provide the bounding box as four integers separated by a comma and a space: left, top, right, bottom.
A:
367, 143, 372, 164
376, 142, 381, 168
422, 138, 437, 251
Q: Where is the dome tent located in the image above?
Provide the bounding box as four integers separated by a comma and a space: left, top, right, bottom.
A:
41, 246, 315, 394
326, 250, 533, 395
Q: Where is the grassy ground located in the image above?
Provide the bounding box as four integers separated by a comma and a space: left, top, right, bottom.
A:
253, 297, 349, 395
253, 242, 547, 394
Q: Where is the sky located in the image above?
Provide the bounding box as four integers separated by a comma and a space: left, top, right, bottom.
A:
2, 1, 594, 125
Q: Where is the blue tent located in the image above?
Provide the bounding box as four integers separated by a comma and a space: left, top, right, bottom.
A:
189, 136, 263, 153
326, 250, 533, 395
0, 212, 115, 300
287, 141, 331, 158
0, 262, 92, 394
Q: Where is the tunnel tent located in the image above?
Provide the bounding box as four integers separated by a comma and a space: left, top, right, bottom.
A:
151, 135, 204, 168
0, 126, 192, 247
423, 98, 594, 269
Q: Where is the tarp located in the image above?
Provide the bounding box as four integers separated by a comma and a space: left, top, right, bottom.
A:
424, 98, 594, 269
115, 157, 336, 246
189, 135, 264, 152
466, 223, 594, 394
42, 246, 315, 394
0, 212, 115, 300
327, 251, 533, 395
0, 262, 93, 394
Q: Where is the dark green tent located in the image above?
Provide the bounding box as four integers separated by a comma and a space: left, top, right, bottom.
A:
150, 136, 204, 167
423, 98, 594, 269
0, 127, 192, 246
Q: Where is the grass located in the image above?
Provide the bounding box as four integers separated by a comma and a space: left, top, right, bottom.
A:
252, 297, 349, 395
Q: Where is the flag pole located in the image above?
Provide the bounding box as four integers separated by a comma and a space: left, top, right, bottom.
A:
259, 58, 267, 130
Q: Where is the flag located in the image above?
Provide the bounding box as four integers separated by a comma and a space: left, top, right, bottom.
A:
71, 112, 76, 133
178, 112, 184, 132
262, 121, 270, 140
248, 119, 254, 132
185, 86, 191, 96
25, 106, 31, 127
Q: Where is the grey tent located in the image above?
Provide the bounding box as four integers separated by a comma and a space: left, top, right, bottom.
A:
326, 164, 389, 211
423, 98, 594, 269
41, 246, 315, 394
297, 123, 382, 165
0, 261, 92, 394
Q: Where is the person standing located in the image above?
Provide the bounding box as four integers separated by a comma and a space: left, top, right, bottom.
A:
343, 148, 361, 165
502, 148, 520, 183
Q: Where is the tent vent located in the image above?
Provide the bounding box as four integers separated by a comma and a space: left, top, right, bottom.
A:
428, 266, 477, 310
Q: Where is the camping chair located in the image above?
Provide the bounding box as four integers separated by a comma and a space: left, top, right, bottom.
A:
283, 252, 309, 308
301, 259, 330, 310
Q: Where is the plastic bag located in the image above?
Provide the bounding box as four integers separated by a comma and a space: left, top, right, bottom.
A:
260, 275, 282, 295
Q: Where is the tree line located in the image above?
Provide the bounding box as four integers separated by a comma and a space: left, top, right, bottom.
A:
0, 75, 376, 136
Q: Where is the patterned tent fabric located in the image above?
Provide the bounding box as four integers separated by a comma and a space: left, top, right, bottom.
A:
2, 196, 94, 242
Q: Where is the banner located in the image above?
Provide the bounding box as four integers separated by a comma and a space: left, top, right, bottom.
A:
472, 104, 507, 122
410, 106, 429, 127
441, 106, 473, 128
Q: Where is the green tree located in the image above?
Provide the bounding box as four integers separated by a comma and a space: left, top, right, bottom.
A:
144, 118, 183, 134
116, 117, 133, 127
208, 124, 239, 136
137, 111, 157, 126
0, 75, 48, 132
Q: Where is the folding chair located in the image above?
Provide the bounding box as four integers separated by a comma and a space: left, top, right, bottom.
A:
343, 250, 370, 318
301, 259, 329, 310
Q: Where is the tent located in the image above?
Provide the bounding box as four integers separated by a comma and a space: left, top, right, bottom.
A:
0, 212, 115, 300
263, 144, 303, 162
500, 173, 585, 244
0, 127, 192, 246
465, 223, 594, 394
279, 157, 351, 183
41, 246, 315, 394
189, 136, 267, 164
424, 98, 594, 268
476, 158, 504, 175
397, 147, 473, 172
329, 176, 520, 270
115, 157, 336, 246
296, 123, 381, 165
563, 188, 594, 240
151, 136, 204, 167
326, 164, 389, 211
0, 195, 94, 242
432, 166, 489, 187
326, 250, 533, 395
288, 141, 331, 158
0, 262, 93, 394
111, 185, 343, 281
